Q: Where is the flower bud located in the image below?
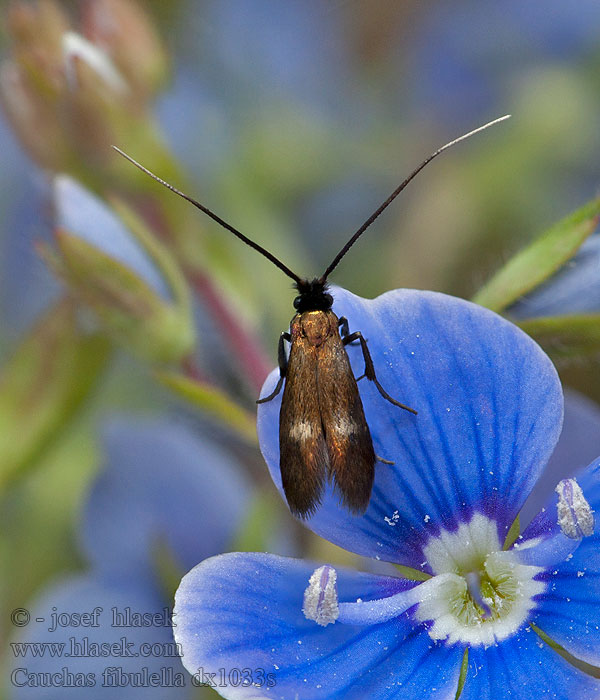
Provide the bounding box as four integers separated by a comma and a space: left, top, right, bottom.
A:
62, 31, 128, 95
59, 31, 136, 166
7, 0, 69, 66
46, 175, 195, 364
82, 0, 169, 99
1, 1, 73, 168
1, 1, 163, 173
0, 61, 69, 170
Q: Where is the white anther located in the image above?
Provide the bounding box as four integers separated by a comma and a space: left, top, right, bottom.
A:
302, 565, 339, 627
556, 479, 594, 540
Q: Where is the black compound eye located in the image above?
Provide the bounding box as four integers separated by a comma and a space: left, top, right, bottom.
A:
293, 296, 302, 310
324, 294, 333, 308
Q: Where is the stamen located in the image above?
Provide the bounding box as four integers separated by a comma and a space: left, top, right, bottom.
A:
465, 571, 491, 618
556, 479, 595, 539
338, 574, 456, 626
513, 534, 580, 567
302, 566, 339, 627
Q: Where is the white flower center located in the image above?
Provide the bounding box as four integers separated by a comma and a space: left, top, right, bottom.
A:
415, 513, 545, 647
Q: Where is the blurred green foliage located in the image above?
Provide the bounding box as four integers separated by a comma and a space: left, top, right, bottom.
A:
474, 197, 600, 312
2, 1, 600, 697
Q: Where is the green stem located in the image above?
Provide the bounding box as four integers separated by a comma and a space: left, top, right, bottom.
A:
188, 269, 273, 394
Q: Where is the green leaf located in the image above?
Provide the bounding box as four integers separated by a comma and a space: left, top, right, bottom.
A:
530, 623, 600, 678
230, 490, 282, 553
473, 197, 600, 312
455, 647, 470, 699
151, 536, 185, 603
516, 314, 600, 364
0, 300, 110, 491
156, 371, 257, 444
392, 564, 432, 581
0, 426, 98, 628
503, 514, 520, 550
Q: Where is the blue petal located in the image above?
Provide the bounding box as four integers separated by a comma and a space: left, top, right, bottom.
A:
520, 390, 600, 527
257, 287, 563, 569
53, 176, 172, 300
174, 552, 463, 699
510, 231, 600, 318
460, 625, 600, 700
526, 459, 600, 666
81, 418, 251, 582
8, 575, 187, 700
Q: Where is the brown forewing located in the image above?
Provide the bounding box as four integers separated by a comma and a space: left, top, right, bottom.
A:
279, 321, 329, 518
316, 314, 375, 513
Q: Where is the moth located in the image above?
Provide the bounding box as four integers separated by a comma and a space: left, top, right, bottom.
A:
114, 114, 509, 518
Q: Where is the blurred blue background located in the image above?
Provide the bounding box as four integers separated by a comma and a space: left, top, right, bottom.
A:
2, 1, 600, 697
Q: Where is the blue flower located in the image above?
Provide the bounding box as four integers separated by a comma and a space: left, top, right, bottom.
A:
174, 288, 600, 699
9, 418, 251, 699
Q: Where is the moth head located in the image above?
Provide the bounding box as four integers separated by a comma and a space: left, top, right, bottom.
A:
293, 278, 333, 313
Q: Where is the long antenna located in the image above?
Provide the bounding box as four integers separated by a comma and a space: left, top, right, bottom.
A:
320, 114, 511, 281
112, 146, 303, 284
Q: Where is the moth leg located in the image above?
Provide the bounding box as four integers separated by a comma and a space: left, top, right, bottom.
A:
343, 331, 417, 415
339, 318, 368, 381
376, 454, 395, 465
338, 316, 350, 338
256, 332, 291, 404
